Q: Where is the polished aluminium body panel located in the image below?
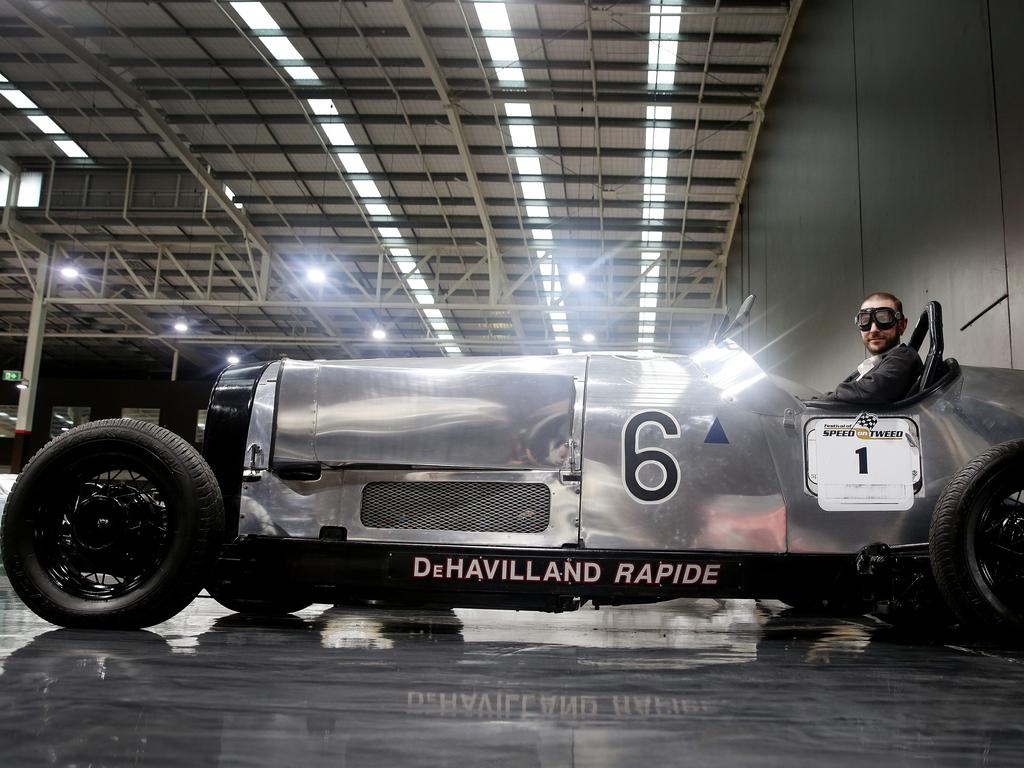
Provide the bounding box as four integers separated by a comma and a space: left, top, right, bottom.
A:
237, 346, 1024, 557
579, 349, 789, 553
273, 359, 577, 470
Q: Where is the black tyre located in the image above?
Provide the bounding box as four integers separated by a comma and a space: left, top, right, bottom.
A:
929, 439, 1024, 637
207, 584, 312, 616
0, 419, 224, 629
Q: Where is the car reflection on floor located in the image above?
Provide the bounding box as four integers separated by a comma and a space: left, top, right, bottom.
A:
0, 575, 1022, 767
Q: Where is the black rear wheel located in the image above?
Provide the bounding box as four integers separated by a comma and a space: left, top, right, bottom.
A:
1, 419, 224, 629
930, 440, 1024, 637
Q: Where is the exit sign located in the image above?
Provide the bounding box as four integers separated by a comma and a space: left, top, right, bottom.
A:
2, 370, 21, 381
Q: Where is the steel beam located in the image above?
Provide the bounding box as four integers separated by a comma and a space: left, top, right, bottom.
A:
11, 249, 47, 471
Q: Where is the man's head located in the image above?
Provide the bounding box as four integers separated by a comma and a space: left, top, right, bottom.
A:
856, 292, 908, 355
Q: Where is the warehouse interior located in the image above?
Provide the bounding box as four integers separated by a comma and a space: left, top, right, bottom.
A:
1, 1, 1023, 765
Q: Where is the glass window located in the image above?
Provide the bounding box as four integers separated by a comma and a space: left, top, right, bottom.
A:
0, 406, 15, 439
50, 406, 90, 438
121, 407, 160, 425
195, 409, 208, 445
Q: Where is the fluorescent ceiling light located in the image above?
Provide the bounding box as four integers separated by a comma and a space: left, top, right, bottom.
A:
516, 157, 542, 175
285, 67, 319, 81
323, 124, 354, 145
260, 37, 303, 61
231, 2, 279, 30
378, 227, 402, 239
339, 154, 369, 174
55, 140, 88, 158
474, 3, 511, 31
353, 179, 381, 198
307, 99, 338, 116
28, 115, 62, 134
1, 89, 37, 109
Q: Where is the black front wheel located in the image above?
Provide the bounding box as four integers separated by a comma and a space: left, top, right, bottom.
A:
930, 439, 1024, 638
0, 419, 225, 629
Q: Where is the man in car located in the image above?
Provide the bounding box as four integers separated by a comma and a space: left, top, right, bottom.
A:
824, 292, 923, 404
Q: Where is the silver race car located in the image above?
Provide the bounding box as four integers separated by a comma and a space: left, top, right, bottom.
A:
2, 299, 1022, 636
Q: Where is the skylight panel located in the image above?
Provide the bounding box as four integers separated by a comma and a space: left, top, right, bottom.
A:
515, 157, 542, 175
639, 297, 658, 308
395, 259, 416, 274
323, 124, 354, 146
642, 207, 664, 220
437, 333, 454, 341
646, 106, 672, 121
308, 99, 338, 116
391, 247, 412, 257
526, 205, 549, 218
551, 323, 569, 334
0, 173, 8, 206
285, 66, 318, 81
423, 308, 443, 319
557, 348, 573, 355
444, 346, 463, 355
1, 90, 38, 109
495, 67, 525, 82
474, 3, 511, 31
431, 320, 450, 332
644, 157, 668, 177
641, 230, 663, 243
339, 154, 369, 174
415, 294, 435, 305
55, 140, 88, 159
353, 179, 381, 198
548, 311, 566, 321
520, 181, 546, 199
407, 277, 429, 291
224, 184, 243, 209
641, 251, 660, 261
231, 2, 279, 30
509, 125, 537, 147
260, 36, 303, 61
366, 203, 391, 216
485, 38, 519, 64
505, 103, 532, 117
378, 227, 402, 239
639, 312, 657, 322
532, 229, 553, 240
645, 126, 670, 150
28, 115, 62, 134
17, 172, 42, 207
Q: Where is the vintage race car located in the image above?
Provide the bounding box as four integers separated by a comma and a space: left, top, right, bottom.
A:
2, 300, 1023, 636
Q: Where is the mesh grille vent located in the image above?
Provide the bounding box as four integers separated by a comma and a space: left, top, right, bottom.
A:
360, 481, 550, 533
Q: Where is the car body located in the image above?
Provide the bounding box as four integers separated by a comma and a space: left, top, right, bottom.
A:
4, 302, 1023, 633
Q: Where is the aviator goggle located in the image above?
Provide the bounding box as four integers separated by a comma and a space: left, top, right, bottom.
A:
854, 306, 903, 331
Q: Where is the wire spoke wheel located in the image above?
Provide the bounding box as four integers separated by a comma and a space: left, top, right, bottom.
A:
930, 439, 1024, 638
1, 419, 224, 629
39, 462, 173, 602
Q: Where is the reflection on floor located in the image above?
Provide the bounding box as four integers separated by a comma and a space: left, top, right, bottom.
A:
1, 572, 1023, 767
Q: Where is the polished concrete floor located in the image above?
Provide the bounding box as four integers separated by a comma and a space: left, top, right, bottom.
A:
1, 572, 1022, 767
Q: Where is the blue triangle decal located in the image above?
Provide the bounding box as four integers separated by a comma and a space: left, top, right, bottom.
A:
704, 417, 729, 445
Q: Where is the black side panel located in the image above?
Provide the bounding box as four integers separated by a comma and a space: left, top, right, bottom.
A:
203, 361, 272, 537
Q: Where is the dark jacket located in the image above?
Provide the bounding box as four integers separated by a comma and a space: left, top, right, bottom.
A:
824, 343, 923, 405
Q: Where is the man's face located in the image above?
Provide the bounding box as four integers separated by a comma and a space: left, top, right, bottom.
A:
859, 297, 907, 355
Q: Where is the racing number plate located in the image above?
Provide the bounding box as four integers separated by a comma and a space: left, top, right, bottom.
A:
804, 414, 922, 511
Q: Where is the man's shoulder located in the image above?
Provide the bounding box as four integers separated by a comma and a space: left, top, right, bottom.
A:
884, 343, 922, 363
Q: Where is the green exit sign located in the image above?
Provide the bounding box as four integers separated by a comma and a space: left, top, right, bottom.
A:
3, 370, 21, 381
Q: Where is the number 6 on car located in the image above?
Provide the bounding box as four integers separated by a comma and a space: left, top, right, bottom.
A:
621, 410, 682, 504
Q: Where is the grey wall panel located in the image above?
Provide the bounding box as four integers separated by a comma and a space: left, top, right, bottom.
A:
854, 0, 1010, 367
739, 0, 864, 392
991, 0, 1024, 367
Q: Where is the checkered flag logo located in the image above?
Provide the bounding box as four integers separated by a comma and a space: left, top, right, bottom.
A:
855, 412, 878, 430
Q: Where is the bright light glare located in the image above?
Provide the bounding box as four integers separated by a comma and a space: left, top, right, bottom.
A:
60, 266, 79, 279
173, 321, 188, 332
568, 272, 585, 287
583, 332, 596, 343
372, 328, 387, 340
306, 267, 327, 284
227, 355, 241, 365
